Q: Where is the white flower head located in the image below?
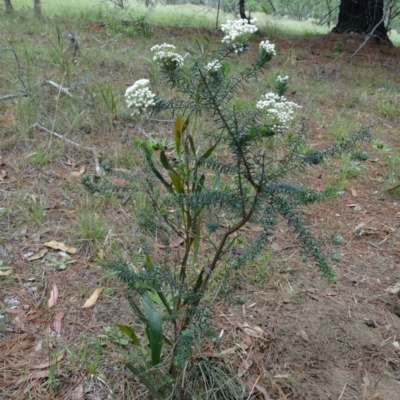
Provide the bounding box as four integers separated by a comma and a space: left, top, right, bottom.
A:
150, 43, 184, 69
256, 92, 301, 134
221, 18, 258, 53
205, 59, 221, 73
259, 40, 276, 57
125, 79, 156, 116
276, 75, 289, 83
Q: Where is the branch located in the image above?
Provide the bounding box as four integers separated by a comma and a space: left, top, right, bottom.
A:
32, 122, 102, 176
43, 80, 75, 98
0, 92, 27, 101
347, 15, 386, 63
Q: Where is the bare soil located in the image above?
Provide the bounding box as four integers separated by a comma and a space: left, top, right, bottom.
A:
0, 25, 400, 400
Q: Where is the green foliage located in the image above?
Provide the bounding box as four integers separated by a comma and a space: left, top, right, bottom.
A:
83, 31, 370, 398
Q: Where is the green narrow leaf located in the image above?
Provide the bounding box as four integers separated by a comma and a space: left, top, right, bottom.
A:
141, 145, 173, 193
126, 363, 162, 399
145, 255, 153, 268
116, 324, 140, 347
200, 143, 217, 161
160, 150, 173, 171
126, 294, 147, 324
142, 292, 163, 366
182, 115, 190, 133
168, 170, 184, 194
188, 135, 196, 156
194, 174, 205, 193
174, 115, 183, 156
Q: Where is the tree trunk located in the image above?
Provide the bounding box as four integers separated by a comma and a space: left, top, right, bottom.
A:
5, 0, 14, 13
34, 0, 41, 18
332, 0, 391, 43
238, 0, 247, 19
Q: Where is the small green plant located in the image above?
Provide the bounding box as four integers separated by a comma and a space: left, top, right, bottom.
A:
83, 19, 370, 399
47, 254, 76, 270
331, 234, 344, 245
98, 325, 129, 346
98, 81, 118, 117
78, 211, 106, 244
385, 154, 400, 183
333, 37, 345, 53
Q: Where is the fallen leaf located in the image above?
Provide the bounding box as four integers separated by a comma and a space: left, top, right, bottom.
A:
386, 282, 400, 294
12, 315, 25, 332
219, 346, 237, 355
350, 188, 358, 197
54, 311, 64, 334
32, 351, 65, 369
71, 166, 85, 177
81, 287, 104, 308
299, 329, 310, 342
15, 370, 57, 385
48, 283, 59, 308
72, 384, 84, 400
363, 371, 370, 387
5, 308, 24, 314
28, 248, 48, 261
245, 223, 264, 233
238, 359, 253, 377
242, 335, 254, 348
44, 241, 77, 254
242, 324, 265, 338
254, 383, 273, 400
0, 268, 13, 276
170, 237, 184, 249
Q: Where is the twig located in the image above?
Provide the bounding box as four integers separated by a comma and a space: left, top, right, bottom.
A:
90, 33, 121, 49
348, 16, 385, 63
0, 92, 27, 101
32, 122, 102, 176
0, 47, 28, 94
372, 63, 400, 72
338, 383, 347, 400
43, 79, 75, 98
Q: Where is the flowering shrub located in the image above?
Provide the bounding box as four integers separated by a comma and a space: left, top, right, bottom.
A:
125, 79, 156, 115
84, 23, 371, 400
221, 18, 258, 53
150, 43, 184, 70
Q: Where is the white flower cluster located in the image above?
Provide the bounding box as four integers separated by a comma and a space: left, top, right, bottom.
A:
205, 59, 221, 73
259, 40, 276, 56
276, 75, 289, 83
256, 93, 301, 134
125, 79, 156, 115
150, 43, 184, 68
221, 18, 258, 53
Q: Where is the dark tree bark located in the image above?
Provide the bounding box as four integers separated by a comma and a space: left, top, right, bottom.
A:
4, 0, 14, 13
332, 0, 391, 43
34, 0, 41, 18
238, 0, 247, 19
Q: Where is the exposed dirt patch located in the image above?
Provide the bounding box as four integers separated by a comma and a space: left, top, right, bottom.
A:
1, 23, 400, 400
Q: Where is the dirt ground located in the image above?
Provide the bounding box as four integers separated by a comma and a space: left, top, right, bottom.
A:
1, 26, 400, 399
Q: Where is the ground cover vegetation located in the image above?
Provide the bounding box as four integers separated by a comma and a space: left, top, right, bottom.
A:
1, 2, 400, 400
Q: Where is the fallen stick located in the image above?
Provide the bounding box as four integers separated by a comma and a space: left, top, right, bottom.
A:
348, 16, 385, 63
0, 92, 27, 101
32, 122, 102, 176
43, 79, 75, 98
